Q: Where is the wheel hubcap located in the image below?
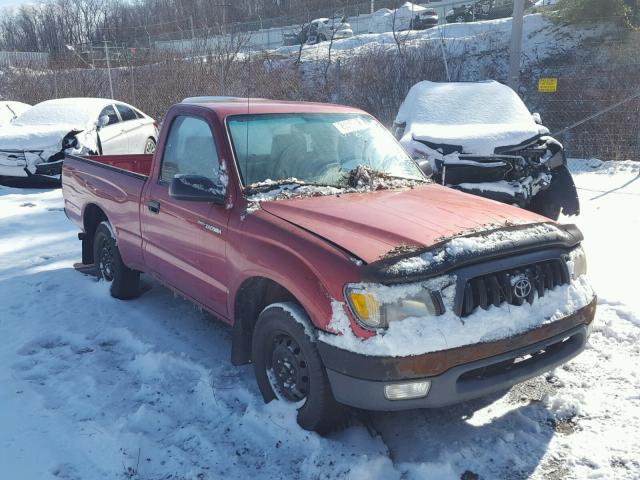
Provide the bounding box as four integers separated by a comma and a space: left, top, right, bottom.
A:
98, 240, 115, 281
268, 334, 309, 403
145, 140, 155, 153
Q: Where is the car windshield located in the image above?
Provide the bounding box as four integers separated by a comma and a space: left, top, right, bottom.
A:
13, 102, 98, 126
227, 113, 425, 188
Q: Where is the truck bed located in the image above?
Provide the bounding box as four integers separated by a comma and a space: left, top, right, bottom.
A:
70, 154, 153, 178
63, 153, 151, 271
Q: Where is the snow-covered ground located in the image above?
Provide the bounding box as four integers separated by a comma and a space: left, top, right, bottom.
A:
0, 159, 638, 479
276, 13, 611, 71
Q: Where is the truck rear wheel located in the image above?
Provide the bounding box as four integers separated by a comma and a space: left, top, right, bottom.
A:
252, 303, 347, 434
93, 221, 140, 300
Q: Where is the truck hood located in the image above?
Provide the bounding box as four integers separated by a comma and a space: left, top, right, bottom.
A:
260, 184, 548, 264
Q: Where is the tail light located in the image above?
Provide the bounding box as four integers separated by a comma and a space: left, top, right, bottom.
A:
153, 121, 159, 132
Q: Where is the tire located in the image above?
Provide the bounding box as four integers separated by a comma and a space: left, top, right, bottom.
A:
144, 137, 156, 154
252, 303, 347, 434
93, 221, 140, 299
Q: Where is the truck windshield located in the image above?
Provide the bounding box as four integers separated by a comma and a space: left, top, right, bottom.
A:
227, 113, 425, 187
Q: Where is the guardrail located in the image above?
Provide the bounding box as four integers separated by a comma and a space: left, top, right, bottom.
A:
0, 50, 49, 67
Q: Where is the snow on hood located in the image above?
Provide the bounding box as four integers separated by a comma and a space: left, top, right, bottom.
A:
0, 123, 84, 151
259, 183, 547, 263
396, 80, 548, 156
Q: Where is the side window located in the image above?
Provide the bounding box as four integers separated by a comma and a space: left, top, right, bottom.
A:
160, 115, 221, 184
116, 104, 137, 122
99, 105, 120, 125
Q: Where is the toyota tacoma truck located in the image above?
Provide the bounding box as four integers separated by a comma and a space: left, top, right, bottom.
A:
62, 97, 596, 433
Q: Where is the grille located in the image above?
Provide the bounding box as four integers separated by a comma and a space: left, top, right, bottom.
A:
460, 259, 569, 317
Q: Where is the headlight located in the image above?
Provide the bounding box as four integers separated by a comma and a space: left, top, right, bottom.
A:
345, 284, 444, 330
566, 246, 587, 279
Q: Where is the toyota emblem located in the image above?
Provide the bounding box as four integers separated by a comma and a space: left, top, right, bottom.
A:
513, 278, 532, 299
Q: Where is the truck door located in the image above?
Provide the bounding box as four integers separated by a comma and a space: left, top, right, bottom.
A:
140, 113, 230, 316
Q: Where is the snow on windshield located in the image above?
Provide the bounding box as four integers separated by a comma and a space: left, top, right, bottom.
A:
396, 81, 545, 156
13, 98, 105, 127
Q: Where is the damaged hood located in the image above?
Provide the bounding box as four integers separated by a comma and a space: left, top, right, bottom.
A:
0, 123, 85, 152
404, 123, 547, 157
260, 184, 548, 264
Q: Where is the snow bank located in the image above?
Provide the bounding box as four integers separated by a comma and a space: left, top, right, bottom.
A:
322, 275, 594, 357
369, 2, 428, 33
396, 80, 546, 156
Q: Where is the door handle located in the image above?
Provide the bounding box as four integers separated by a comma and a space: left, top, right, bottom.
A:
147, 199, 160, 213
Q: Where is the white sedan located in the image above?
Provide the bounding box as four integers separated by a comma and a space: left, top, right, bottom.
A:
0, 101, 31, 127
0, 98, 158, 182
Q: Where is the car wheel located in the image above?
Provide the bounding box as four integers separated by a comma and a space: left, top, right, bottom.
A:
456, 15, 466, 22
318, 34, 327, 43
252, 303, 347, 434
144, 137, 156, 154
93, 221, 140, 299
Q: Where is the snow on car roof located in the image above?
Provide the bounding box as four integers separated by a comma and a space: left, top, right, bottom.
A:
395, 80, 545, 155
13, 97, 118, 127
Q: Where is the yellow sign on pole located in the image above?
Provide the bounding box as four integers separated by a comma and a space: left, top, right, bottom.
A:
538, 78, 558, 93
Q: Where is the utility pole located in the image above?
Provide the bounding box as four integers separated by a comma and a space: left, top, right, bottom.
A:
371, 0, 375, 14
189, 15, 195, 39
508, 0, 525, 91
103, 40, 114, 99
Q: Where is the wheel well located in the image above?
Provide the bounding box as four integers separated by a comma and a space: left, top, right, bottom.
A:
81, 204, 108, 264
231, 277, 297, 366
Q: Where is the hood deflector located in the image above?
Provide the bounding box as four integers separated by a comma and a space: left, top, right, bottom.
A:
362, 222, 583, 284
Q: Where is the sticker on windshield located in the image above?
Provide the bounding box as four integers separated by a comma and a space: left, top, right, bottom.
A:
333, 117, 367, 135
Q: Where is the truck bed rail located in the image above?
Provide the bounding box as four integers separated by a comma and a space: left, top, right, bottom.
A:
66, 153, 152, 179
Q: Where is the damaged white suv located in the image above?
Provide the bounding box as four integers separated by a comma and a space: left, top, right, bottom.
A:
0, 97, 157, 184
393, 81, 579, 220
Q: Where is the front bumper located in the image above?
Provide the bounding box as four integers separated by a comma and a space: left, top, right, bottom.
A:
0, 159, 62, 179
319, 298, 596, 411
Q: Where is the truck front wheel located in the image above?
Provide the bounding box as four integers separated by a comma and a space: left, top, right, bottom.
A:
252, 303, 347, 433
93, 221, 140, 300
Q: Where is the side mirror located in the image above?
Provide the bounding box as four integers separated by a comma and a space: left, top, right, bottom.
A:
169, 175, 225, 203
417, 159, 434, 177
97, 115, 110, 129
532, 112, 542, 125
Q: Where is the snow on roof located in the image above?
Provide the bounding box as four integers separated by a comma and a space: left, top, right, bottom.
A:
395, 80, 545, 156
13, 97, 117, 127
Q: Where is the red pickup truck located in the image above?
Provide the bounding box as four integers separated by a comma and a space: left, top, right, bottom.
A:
62, 98, 596, 433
